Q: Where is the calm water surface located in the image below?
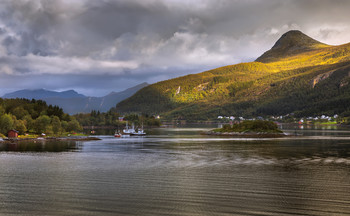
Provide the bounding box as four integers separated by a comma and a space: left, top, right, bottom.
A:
0, 125, 350, 215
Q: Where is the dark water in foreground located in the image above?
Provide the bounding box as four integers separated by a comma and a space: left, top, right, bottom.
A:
0, 139, 79, 152
0, 126, 350, 215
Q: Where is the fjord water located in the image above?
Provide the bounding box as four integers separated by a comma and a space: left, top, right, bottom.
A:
1, 126, 350, 215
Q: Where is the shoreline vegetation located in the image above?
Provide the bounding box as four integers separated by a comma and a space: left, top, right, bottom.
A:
74, 111, 161, 131
206, 120, 288, 138
0, 98, 84, 138
0, 98, 161, 140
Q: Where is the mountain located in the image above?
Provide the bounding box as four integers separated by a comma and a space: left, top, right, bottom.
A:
116, 30, 350, 120
256, 30, 330, 63
44, 82, 148, 114
3, 89, 86, 99
2, 82, 148, 114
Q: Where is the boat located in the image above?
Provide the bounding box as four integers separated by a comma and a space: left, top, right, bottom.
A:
114, 131, 121, 137
114, 128, 121, 137
131, 123, 146, 136
122, 121, 146, 136
122, 121, 136, 135
131, 130, 146, 136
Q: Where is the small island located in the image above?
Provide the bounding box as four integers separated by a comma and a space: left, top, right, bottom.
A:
206, 120, 287, 138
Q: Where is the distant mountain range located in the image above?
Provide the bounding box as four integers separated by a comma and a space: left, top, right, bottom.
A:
116, 30, 350, 120
3, 89, 86, 99
2, 82, 148, 114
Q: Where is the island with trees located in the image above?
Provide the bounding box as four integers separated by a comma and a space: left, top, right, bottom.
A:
206, 120, 287, 138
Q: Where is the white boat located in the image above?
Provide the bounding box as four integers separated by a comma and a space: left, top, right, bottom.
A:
131, 129, 146, 136
131, 123, 146, 136
123, 121, 136, 135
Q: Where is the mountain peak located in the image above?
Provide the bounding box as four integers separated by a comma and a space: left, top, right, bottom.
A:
272, 30, 322, 49
63, 89, 76, 93
256, 30, 330, 63
61, 89, 79, 94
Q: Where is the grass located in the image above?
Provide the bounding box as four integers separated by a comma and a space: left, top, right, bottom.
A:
18, 134, 40, 139
319, 121, 338, 125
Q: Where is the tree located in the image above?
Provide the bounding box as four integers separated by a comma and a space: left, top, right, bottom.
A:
11, 107, 29, 120
51, 116, 62, 135
14, 120, 27, 135
61, 121, 68, 132
66, 119, 82, 133
0, 106, 5, 116
23, 115, 34, 132
0, 114, 14, 134
33, 115, 51, 133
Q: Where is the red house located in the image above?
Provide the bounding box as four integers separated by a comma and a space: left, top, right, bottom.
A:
8, 130, 19, 138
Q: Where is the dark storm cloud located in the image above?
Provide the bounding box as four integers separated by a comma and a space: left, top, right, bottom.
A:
1, 0, 350, 96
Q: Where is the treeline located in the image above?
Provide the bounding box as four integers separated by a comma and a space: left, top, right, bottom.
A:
123, 114, 161, 127
0, 98, 82, 136
73, 109, 161, 127
74, 109, 120, 126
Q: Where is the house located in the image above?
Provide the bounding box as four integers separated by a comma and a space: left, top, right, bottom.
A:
8, 130, 19, 138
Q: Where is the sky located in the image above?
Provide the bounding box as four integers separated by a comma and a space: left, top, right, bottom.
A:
1, 0, 350, 96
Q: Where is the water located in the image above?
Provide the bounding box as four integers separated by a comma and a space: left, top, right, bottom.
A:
0, 125, 350, 215
0, 139, 79, 152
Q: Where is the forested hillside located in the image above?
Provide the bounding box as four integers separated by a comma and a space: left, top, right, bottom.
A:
116, 30, 350, 120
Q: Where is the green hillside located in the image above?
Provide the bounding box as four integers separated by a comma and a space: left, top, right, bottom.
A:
116, 30, 350, 120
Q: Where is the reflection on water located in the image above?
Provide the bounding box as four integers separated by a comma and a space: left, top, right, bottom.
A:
0, 139, 80, 152
0, 125, 349, 215
280, 123, 350, 137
